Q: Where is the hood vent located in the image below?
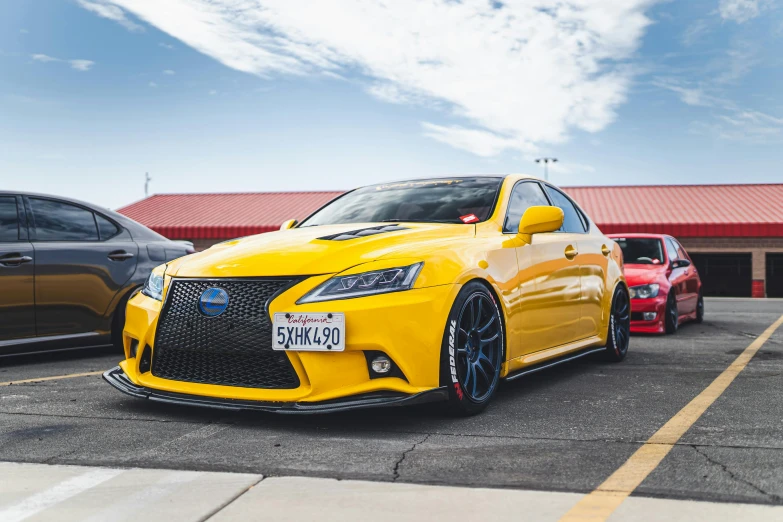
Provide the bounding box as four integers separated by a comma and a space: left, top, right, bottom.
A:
318, 224, 409, 241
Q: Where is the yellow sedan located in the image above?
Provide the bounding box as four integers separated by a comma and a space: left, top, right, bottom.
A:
105, 175, 629, 415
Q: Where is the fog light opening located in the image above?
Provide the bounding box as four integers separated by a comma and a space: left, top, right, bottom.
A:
139, 345, 152, 374
129, 339, 139, 358
371, 356, 392, 375
643, 312, 657, 321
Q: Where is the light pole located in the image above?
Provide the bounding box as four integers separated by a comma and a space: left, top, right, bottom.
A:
144, 172, 151, 198
534, 157, 557, 181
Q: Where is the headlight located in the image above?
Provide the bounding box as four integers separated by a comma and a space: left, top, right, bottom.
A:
629, 284, 659, 299
297, 262, 423, 304
141, 265, 166, 301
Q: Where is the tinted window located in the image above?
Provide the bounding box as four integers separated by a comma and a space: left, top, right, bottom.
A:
300, 177, 503, 226
614, 237, 664, 265
503, 182, 550, 233
30, 198, 98, 241
665, 238, 679, 263
96, 214, 120, 240
0, 197, 19, 242
544, 186, 585, 233
672, 239, 689, 260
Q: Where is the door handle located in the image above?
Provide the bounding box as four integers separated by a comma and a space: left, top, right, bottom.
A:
0, 255, 33, 267
108, 251, 134, 261
564, 245, 578, 260
601, 244, 611, 256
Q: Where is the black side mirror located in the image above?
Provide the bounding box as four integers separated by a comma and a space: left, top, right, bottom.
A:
671, 259, 691, 269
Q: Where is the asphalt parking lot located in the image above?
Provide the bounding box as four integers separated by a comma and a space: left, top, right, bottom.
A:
2, 298, 783, 510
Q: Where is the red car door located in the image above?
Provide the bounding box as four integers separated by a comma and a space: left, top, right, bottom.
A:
673, 239, 699, 313
665, 237, 693, 315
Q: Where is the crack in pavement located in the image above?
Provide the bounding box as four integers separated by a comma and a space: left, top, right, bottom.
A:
692, 445, 783, 503
392, 433, 430, 482
704, 323, 783, 346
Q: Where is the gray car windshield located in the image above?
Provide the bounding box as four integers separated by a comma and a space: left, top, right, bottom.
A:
299, 177, 503, 226
614, 237, 665, 265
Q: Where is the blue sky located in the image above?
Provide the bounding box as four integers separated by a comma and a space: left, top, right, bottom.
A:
1, 0, 782, 210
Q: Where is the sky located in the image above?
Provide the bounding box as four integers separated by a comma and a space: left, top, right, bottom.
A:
1, 0, 782, 210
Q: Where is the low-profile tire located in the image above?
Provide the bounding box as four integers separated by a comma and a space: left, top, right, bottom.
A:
440, 281, 505, 416
695, 291, 705, 324
111, 291, 132, 352
664, 291, 679, 334
604, 285, 630, 362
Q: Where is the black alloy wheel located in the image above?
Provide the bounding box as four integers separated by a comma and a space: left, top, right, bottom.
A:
665, 292, 679, 334
440, 281, 504, 416
604, 285, 631, 362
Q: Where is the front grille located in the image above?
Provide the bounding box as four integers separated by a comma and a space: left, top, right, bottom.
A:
631, 312, 645, 321
152, 278, 301, 389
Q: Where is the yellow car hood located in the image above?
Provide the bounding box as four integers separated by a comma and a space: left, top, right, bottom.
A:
167, 222, 474, 278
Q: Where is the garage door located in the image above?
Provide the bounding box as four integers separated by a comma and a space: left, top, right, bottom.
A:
767, 254, 783, 298
690, 253, 752, 297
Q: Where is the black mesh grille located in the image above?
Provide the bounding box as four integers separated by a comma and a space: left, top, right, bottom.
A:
152, 279, 301, 389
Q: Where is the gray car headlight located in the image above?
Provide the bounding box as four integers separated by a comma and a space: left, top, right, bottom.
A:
298, 262, 423, 304
141, 266, 166, 301
629, 283, 659, 299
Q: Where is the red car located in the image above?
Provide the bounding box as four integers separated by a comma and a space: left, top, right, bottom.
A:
608, 234, 704, 334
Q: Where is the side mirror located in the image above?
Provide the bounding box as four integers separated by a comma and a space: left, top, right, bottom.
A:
671, 258, 691, 269
280, 219, 298, 231
518, 206, 564, 244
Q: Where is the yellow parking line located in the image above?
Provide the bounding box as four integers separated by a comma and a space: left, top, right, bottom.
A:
560, 313, 783, 522
0, 371, 105, 387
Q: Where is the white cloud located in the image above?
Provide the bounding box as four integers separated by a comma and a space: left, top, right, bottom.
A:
719, 0, 761, 23
691, 110, 783, 143
69, 59, 95, 71
422, 123, 536, 157
19, 29, 29, 34
148, 81, 158, 87
85, 0, 659, 156
159, 42, 174, 50
31, 54, 59, 63
163, 69, 175, 75
653, 79, 715, 107
656, 78, 783, 143
209, 89, 217, 95
77, 0, 144, 32
31, 54, 95, 71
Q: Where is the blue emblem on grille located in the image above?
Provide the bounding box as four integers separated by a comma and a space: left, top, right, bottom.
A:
198, 287, 229, 317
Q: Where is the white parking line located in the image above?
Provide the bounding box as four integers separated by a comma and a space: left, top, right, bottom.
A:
0, 468, 123, 522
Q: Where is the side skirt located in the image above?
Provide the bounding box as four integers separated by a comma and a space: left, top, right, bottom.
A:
0, 332, 111, 357
503, 347, 606, 382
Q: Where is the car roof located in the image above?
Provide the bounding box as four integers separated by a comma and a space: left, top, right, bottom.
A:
0, 190, 168, 241
607, 233, 670, 239
357, 174, 544, 187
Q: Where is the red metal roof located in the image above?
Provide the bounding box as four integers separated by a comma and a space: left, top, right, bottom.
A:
563, 184, 783, 237
118, 191, 343, 240
117, 183, 783, 240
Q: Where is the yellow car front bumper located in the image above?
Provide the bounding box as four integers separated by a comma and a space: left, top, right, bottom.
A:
107, 280, 461, 412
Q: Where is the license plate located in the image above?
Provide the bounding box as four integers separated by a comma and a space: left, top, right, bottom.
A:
272, 313, 345, 351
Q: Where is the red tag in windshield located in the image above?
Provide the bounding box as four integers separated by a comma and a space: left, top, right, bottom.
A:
460, 214, 479, 224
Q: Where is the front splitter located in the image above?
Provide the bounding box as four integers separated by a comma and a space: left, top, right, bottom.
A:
103, 366, 448, 414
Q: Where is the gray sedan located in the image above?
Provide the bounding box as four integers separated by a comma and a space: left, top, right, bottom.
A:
0, 191, 193, 356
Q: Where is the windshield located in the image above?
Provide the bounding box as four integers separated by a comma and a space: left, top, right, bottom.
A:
299, 177, 503, 226
614, 237, 665, 265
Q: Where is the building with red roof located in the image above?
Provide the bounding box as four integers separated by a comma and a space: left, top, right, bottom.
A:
118, 183, 783, 298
